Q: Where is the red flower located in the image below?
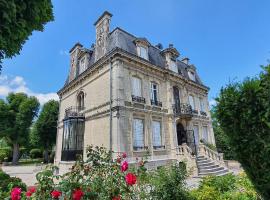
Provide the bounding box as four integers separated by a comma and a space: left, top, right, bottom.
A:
112, 196, 121, 200
116, 157, 121, 163
51, 190, 62, 199
26, 191, 32, 198
72, 189, 84, 200
28, 186, 36, 194
125, 173, 137, 185
11, 187, 21, 200
122, 152, 127, 158
121, 161, 129, 172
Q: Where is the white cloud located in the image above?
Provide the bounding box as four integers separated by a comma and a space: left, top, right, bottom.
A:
0, 75, 58, 105
59, 50, 69, 56
209, 99, 217, 107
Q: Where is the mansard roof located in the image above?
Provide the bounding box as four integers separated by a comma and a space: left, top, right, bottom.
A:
64, 27, 205, 88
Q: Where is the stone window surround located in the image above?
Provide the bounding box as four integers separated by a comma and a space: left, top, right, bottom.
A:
151, 116, 165, 151
132, 114, 148, 152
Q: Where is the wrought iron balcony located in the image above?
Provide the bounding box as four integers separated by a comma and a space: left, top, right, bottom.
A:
133, 146, 148, 151
131, 95, 146, 104
200, 111, 207, 116
61, 149, 83, 161
65, 106, 85, 119
151, 99, 162, 107
153, 145, 166, 150
172, 103, 193, 118
192, 109, 199, 115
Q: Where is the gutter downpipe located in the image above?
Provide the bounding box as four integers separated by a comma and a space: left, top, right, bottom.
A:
109, 58, 113, 152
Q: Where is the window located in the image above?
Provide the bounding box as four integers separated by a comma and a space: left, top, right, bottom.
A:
171, 60, 178, 73
62, 118, 85, 161
193, 125, 199, 145
189, 95, 195, 110
132, 77, 142, 97
77, 92, 84, 111
188, 71, 196, 81
150, 82, 158, 102
202, 126, 208, 142
133, 119, 144, 149
138, 46, 148, 60
152, 121, 162, 148
200, 98, 205, 112
79, 57, 86, 74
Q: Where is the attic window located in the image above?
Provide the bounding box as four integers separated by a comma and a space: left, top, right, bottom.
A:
79, 57, 86, 74
171, 60, 178, 73
137, 46, 148, 60
188, 71, 196, 81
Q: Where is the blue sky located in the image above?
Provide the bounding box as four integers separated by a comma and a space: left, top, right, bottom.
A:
1, 0, 270, 105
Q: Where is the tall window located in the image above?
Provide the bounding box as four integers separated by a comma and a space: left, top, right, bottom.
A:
133, 118, 144, 149
79, 57, 86, 74
77, 92, 84, 111
188, 71, 196, 81
138, 46, 148, 60
171, 60, 178, 73
189, 95, 195, 110
62, 118, 85, 161
193, 125, 199, 145
150, 82, 158, 102
152, 121, 162, 147
202, 126, 208, 142
132, 77, 142, 97
200, 98, 205, 112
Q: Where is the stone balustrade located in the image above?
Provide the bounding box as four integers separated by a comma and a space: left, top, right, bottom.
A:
198, 144, 225, 167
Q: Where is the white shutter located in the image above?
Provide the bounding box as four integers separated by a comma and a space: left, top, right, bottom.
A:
202, 126, 208, 142
200, 98, 205, 111
189, 95, 195, 109
132, 77, 142, 97
133, 119, 144, 147
152, 121, 161, 146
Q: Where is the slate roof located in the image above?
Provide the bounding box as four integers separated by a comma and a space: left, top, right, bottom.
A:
64, 27, 204, 87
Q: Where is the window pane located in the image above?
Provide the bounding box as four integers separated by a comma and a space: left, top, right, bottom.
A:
193, 125, 199, 145
133, 119, 144, 147
202, 126, 208, 142
140, 47, 147, 59
171, 61, 178, 73
152, 121, 161, 146
189, 95, 195, 109
150, 83, 158, 101
132, 77, 142, 96
188, 71, 196, 81
200, 98, 205, 111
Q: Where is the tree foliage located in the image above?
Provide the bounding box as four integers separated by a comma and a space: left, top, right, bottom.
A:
0, 93, 39, 164
0, 0, 54, 71
32, 100, 59, 162
215, 65, 270, 199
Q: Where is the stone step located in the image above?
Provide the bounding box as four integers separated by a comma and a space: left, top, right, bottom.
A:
196, 157, 207, 161
199, 166, 225, 173
197, 164, 219, 170
196, 160, 215, 165
198, 168, 229, 177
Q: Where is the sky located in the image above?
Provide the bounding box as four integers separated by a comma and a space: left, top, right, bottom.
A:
1, 0, 270, 106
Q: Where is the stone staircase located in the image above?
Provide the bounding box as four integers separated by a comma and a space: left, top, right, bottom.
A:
197, 155, 229, 177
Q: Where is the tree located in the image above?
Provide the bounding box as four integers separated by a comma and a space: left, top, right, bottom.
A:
0, 0, 54, 72
0, 93, 39, 165
215, 65, 270, 199
210, 107, 236, 160
33, 100, 59, 163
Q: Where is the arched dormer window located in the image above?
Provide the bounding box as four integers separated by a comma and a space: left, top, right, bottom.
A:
77, 91, 85, 111
134, 38, 150, 60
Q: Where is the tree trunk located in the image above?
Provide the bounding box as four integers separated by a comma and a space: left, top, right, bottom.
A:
44, 149, 49, 163
12, 143, 20, 165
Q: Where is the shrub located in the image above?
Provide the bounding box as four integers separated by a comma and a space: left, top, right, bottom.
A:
30, 148, 43, 159
0, 147, 11, 163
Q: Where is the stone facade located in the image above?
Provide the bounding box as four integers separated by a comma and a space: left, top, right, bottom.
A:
55, 11, 217, 176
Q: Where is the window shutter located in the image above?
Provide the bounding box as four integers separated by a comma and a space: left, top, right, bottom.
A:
132, 77, 142, 97
133, 119, 144, 147
152, 121, 161, 146
189, 95, 195, 109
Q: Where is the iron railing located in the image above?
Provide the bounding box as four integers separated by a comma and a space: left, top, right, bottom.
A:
200, 111, 207, 116
151, 99, 162, 107
131, 95, 146, 104
65, 106, 85, 118
153, 145, 166, 150
172, 103, 193, 117
133, 146, 148, 151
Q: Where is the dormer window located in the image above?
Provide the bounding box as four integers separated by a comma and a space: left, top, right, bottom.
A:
188, 71, 196, 81
138, 46, 148, 60
171, 60, 178, 73
79, 57, 86, 74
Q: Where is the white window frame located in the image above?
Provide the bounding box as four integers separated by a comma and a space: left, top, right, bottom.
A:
171, 60, 178, 73
193, 125, 199, 145
200, 97, 205, 112
79, 57, 86, 74
188, 71, 196, 81
150, 82, 158, 102
133, 118, 145, 149
132, 77, 142, 97
202, 126, 209, 142
152, 120, 162, 147
189, 95, 195, 110
138, 46, 148, 60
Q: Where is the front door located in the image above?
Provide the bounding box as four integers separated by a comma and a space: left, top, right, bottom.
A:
177, 122, 187, 145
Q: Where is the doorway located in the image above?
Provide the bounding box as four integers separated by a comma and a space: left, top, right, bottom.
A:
176, 122, 187, 145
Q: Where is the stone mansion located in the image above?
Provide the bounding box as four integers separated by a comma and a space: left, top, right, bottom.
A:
55, 11, 228, 176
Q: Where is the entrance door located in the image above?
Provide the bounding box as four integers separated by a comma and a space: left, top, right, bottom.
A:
176, 122, 187, 145
173, 86, 180, 111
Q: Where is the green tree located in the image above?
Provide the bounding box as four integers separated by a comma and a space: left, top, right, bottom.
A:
0, 0, 54, 72
211, 107, 236, 160
0, 93, 39, 165
33, 100, 59, 163
215, 65, 270, 199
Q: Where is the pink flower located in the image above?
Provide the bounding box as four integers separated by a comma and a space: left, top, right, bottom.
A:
72, 189, 84, 200
122, 152, 127, 158
112, 196, 121, 200
28, 186, 36, 194
125, 173, 137, 186
51, 190, 62, 199
11, 187, 21, 200
121, 161, 129, 172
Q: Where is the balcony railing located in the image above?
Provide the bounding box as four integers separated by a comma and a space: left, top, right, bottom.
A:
172, 103, 193, 117
200, 111, 207, 116
192, 109, 199, 115
151, 99, 162, 107
131, 95, 146, 104
65, 106, 85, 119
61, 149, 83, 161
133, 146, 148, 151
153, 145, 166, 150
